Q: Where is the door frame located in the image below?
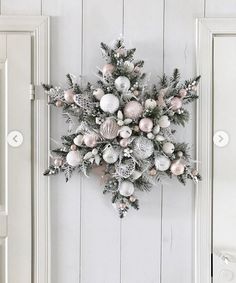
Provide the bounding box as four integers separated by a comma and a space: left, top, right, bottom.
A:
0, 16, 50, 283
195, 18, 236, 283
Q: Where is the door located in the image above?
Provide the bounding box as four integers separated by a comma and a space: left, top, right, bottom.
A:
213, 36, 236, 283
0, 33, 32, 283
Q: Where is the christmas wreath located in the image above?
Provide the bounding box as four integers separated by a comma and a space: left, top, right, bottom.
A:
43, 39, 201, 218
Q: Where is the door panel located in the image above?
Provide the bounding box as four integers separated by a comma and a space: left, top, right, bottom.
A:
0, 33, 32, 283
213, 36, 236, 282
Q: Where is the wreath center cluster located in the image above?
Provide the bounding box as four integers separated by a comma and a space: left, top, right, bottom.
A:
43, 39, 201, 218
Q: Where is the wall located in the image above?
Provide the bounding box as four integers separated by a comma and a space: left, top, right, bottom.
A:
1, 0, 236, 282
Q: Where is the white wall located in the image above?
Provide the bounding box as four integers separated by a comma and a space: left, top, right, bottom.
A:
1, 0, 236, 282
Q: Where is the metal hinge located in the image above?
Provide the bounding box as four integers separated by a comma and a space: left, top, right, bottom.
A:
29, 84, 35, 100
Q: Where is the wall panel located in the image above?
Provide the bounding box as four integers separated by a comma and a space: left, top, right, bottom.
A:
81, 1, 123, 283
162, 0, 204, 282
206, 0, 236, 17
43, 1, 83, 282
121, 1, 164, 282
1, 0, 41, 15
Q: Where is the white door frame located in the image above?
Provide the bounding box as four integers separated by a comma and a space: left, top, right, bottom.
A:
0, 16, 50, 283
195, 18, 236, 283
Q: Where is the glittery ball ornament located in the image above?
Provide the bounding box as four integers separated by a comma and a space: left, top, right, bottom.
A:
170, 159, 185, 176
170, 97, 183, 110
100, 118, 119, 140
133, 136, 154, 159
155, 155, 171, 171
145, 99, 157, 109
124, 101, 143, 119
100, 93, 120, 114
119, 181, 135, 197
102, 146, 119, 164
115, 76, 131, 92
139, 118, 153, 133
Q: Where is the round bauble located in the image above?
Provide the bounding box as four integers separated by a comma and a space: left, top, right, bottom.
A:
139, 118, 153, 133
93, 88, 104, 101
133, 136, 154, 159
83, 134, 98, 148
100, 118, 119, 140
124, 101, 143, 119
100, 93, 120, 114
103, 146, 119, 164
155, 155, 171, 171
70, 144, 77, 151
64, 89, 75, 103
162, 142, 175, 155
133, 90, 139, 96
119, 181, 135, 197
102, 64, 115, 76
147, 133, 155, 140
170, 97, 182, 110
153, 125, 160, 135
148, 168, 157, 176
73, 135, 83, 146
170, 159, 185, 176
115, 76, 131, 92
129, 195, 136, 202
119, 126, 132, 139
55, 100, 63, 107
124, 61, 134, 72
158, 115, 170, 128
145, 99, 157, 109
66, 151, 82, 167
54, 158, 63, 166
179, 88, 187, 97
116, 48, 127, 57
120, 138, 129, 147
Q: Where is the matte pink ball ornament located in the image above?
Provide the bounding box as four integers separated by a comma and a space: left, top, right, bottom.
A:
170, 159, 185, 176
179, 88, 187, 97
64, 89, 75, 103
54, 158, 63, 167
83, 134, 98, 148
124, 101, 143, 119
139, 118, 153, 133
102, 64, 115, 76
120, 138, 129, 148
170, 97, 183, 110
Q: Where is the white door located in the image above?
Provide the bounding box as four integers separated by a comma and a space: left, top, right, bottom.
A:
213, 36, 236, 282
0, 33, 32, 283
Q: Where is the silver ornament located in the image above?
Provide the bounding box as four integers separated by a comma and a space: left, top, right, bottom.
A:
145, 99, 157, 109
102, 145, 119, 164
162, 142, 175, 155
115, 76, 131, 92
66, 151, 82, 167
74, 94, 96, 111
119, 181, 135, 197
133, 136, 154, 159
155, 155, 171, 171
100, 93, 120, 114
115, 158, 135, 178
100, 118, 119, 140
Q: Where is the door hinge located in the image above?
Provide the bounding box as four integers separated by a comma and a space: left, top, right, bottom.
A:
29, 84, 35, 100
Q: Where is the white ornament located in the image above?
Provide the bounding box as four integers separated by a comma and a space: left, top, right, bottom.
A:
133, 136, 154, 159
100, 118, 119, 140
66, 151, 82, 167
119, 181, 135, 197
155, 155, 171, 171
93, 88, 104, 100
102, 145, 119, 164
73, 134, 83, 146
147, 133, 155, 140
162, 142, 175, 155
100, 93, 120, 114
124, 61, 134, 72
119, 126, 132, 139
155, 135, 165, 142
145, 99, 157, 109
153, 125, 160, 135
159, 115, 170, 128
115, 76, 131, 92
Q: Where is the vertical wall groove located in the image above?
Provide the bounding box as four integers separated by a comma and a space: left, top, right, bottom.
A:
162, 0, 166, 74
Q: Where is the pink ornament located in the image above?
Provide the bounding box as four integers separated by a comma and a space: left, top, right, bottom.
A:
170, 159, 185, 176
170, 97, 182, 110
139, 118, 153, 133
120, 138, 129, 147
64, 89, 75, 103
116, 48, 126, 56
179, 88, 187, 97
102, 64, 115, 75
83, 134, 98, 148
134, 66, 140, 73
70, 144, 77, 151
55, 100, 63, 107
54, 158, 63, 166
124, 101, 143, 119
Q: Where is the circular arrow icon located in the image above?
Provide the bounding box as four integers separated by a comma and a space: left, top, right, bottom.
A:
213, 130, 229, 147
7, 131, 24, 147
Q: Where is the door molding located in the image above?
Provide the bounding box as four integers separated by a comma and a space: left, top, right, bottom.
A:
0, 16, 50, 283
195, 18, 236, 283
